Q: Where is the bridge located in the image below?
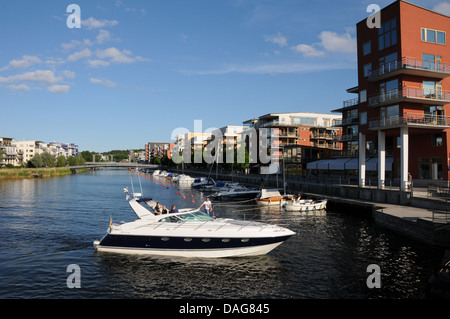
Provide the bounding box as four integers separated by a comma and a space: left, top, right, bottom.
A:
68, 162, 159, 172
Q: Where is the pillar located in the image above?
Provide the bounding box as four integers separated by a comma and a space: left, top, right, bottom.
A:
359, 132, 366, 187
378, 130, 385, 189
400, 127, 409, 191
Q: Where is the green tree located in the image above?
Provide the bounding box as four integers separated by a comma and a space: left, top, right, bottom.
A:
30, 154, 43, 168
56, 156, 66, 167
152, 156, 161, 165
41, 152, 56, 167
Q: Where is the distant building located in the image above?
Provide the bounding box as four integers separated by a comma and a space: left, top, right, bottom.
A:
145, 142, 174, 163
242, 112, 342, 173
0, 137, 18, 166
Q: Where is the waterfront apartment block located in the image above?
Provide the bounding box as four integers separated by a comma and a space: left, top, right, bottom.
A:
334, 0, 450, 189
0, 139, 80, 167
242, 112, 342, 173
145, 142, 175, 163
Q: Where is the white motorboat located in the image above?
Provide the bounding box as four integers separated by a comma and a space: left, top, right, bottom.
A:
93, 188, 295, 258
284, 199, 327, 212
191, 177, 215, 189
173, 174, 196, 184
212, 185, 261, 200
152, 170, 161, 176
256, 189, 295, 206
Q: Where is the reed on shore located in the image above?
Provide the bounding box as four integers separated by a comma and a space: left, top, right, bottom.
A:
0, 167, 82, 179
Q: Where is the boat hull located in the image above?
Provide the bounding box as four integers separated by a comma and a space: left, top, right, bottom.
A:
284, 200, 327, 212
94, 234, 292, 258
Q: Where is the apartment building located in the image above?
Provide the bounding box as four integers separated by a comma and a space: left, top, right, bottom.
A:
335, 0, 450, 189
0, 137, 18, 166
242, 112, 342, 173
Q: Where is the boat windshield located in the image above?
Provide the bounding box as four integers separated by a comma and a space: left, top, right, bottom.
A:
177, 211, 215, 222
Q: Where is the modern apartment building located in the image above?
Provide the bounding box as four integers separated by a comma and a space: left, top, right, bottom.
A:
335, 0, 450, 190
0, 137, 18, 166
242, 112, 342, 173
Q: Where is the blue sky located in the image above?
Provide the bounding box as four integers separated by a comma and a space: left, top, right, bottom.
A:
2, 0, 450, 152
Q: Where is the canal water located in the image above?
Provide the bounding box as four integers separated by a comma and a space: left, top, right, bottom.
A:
0, 169, 442, 299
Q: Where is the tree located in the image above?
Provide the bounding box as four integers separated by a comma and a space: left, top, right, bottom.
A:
56, 156, 66, 167
30, 154, 43, 168
41, 152, 56, 167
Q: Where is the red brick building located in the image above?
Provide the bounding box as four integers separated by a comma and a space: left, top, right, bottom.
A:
337, 0, 450, 190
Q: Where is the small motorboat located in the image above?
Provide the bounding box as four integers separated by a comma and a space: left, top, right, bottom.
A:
211, 185, 261, 200
256, 189, 295, 206
93, 188, 295, 258
284, 198, 327, 212
191, 177, 215, 189
173, 174, 196, 184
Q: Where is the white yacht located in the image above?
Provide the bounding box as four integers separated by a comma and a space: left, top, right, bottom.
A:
93, 188, 295, 258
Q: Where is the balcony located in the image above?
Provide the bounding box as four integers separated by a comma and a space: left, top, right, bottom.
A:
333, 98, 359, 113
368, 57, 450, 82
369, 113, 450, 130
333, 134, 359, 142
368, 87, 450, 107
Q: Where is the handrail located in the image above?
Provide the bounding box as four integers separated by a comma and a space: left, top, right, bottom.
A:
368, 87, 450, 106
369, 56, 450, 79
369, 113, 450, 129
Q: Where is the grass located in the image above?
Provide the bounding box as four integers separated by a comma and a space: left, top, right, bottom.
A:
0, 167, 87, 179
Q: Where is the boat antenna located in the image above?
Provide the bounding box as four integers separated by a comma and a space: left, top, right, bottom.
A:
138, 169, 143, 197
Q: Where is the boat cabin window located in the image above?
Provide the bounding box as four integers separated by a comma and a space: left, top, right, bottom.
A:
177, 212, 215, 222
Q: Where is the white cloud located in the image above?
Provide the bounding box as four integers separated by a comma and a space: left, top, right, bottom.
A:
178, 61, 355, 75
291, 30, 356, 57
0, 55, 41, 71
61, 40, 81, 51
48, 84, 70, 94
90, 77, 117, 87
433, 2, 450, 16
8, 84, 30, 91
291, 44, 325, 57
96, 29, 111, 44
264, 32, 288, 47
0, 70, 62, 84
82, 17, 118, 30
319, 31, 356, 53
67, 48, 93, 62
62, 70, 75, 79
88, 59, 110, 68
92, 47, 150, 66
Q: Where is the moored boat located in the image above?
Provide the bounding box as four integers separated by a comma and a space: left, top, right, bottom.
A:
284, 198, 327, 212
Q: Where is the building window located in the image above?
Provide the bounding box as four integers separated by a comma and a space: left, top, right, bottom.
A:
360, 112, 367, 125
363, 63, 372, 77
359, 90, 367, 103
432, 134, 443, 146
378, 18, 397, 50
363, 41, 371, 55
422, 28, 446, 45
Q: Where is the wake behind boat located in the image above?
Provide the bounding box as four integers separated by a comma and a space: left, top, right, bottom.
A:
93, 188, 295, 258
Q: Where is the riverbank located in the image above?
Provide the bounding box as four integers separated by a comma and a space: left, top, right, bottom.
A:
0, 167, 87, 179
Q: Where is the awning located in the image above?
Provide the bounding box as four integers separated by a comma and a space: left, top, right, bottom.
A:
328, 158, 353, 170
306, 160, 331, 170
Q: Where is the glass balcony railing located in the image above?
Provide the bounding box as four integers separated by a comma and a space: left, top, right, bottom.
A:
368, 57, 450, 80
368, 87, 450, 106
369, 113, 450, 129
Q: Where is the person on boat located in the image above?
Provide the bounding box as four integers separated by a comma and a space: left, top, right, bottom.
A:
161, 205, 168, 214
155, 202, 161, 215
198, 197, 213, 216
170, 205, 178, 214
